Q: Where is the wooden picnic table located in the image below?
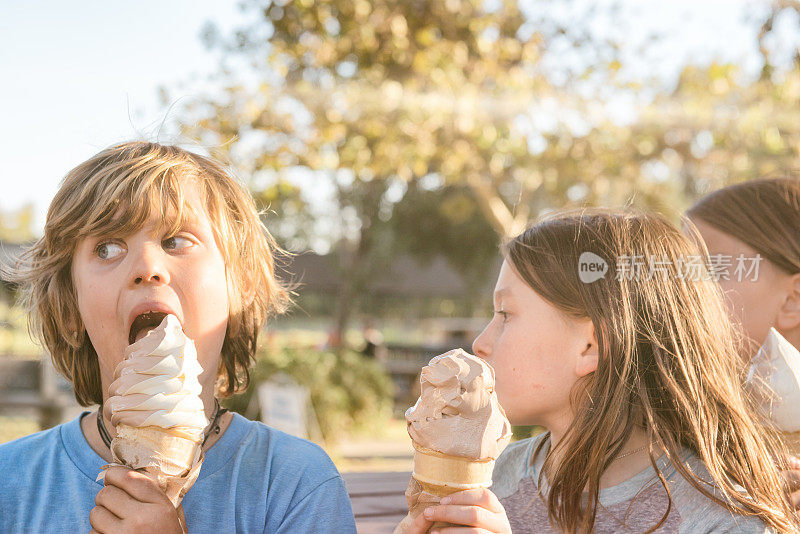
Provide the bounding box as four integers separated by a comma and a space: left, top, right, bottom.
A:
344, 471, 410, 534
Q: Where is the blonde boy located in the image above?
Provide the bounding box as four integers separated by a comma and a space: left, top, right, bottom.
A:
0, 141, 356, 533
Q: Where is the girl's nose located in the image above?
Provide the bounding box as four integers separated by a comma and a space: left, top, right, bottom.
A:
129, 243, 170, 286
472, 323, 492, 359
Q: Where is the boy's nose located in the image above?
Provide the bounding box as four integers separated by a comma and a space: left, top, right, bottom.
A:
130, 245, 170, 286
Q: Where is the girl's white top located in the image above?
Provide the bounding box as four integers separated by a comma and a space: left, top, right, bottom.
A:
746, 327, 800, 432
106, 314, 207, 434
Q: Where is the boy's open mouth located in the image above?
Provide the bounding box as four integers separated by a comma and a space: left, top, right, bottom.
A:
128, 311, 169, 345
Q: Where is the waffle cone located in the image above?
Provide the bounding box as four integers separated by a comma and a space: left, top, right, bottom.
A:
97, 424, 204, 507
411, 442, 495, 490
396, 442, 496, 533
113, 424, 201, 475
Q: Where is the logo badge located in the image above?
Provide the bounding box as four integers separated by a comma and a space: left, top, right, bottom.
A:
578, 252, 608, 283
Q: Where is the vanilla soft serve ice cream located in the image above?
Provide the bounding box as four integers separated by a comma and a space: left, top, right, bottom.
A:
97, 314, 208, 506
106, 314, 207, 437
746, 327, 800, 454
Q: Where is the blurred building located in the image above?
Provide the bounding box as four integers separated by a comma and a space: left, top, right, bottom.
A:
276, 252, 500, 319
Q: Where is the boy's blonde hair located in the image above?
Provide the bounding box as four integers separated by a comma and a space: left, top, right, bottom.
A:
9, 141, 290, 406
506, 208, 797, 533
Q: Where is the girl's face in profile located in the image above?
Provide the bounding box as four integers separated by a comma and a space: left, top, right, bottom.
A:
70, 183, 230, 398
472, 260, 596, 429
691, 218, 789, 352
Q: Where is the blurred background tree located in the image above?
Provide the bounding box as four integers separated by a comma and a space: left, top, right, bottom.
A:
222, 345, 394, 442
390, 182, 498, 314
175, 0, 637, 341
251, 179, 315, 251
0, 204, 35, 306
170, 0, 800, 344
0, 204, 36, 244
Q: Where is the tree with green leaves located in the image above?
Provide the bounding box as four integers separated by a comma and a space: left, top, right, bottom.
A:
174, 0, 800, 342
176, 0, 634, 341
185, 0, 644, 236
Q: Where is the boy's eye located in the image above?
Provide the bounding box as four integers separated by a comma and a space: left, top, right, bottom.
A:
162, 235, 193, 251
94, 242, 125, 260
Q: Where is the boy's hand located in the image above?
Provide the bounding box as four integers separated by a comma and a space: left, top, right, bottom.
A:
403, 488, 512, 534
89, 466, 186, 534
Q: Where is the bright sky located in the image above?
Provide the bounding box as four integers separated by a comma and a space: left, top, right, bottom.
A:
0, 0, 771, 233
0, 0, 244, 230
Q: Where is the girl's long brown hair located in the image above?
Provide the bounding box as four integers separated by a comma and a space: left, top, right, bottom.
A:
687, 176, 800, 275
506, 208, 797, 533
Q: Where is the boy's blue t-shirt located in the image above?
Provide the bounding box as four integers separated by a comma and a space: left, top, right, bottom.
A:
0, 411, 356, 533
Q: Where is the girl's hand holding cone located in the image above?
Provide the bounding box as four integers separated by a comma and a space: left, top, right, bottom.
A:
401, 488, 511, 534
89, 466, 187, 534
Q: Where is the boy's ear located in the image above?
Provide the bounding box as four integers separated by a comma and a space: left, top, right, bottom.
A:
776, 273, 800, 332
575, 320, 599, 378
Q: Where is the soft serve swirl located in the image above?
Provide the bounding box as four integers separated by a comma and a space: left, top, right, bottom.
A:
106, 314, 207, 439
405, 349, 512, 460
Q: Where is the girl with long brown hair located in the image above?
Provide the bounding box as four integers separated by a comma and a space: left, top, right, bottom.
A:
688, 177, 800, 510
405, 208, 797, 533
